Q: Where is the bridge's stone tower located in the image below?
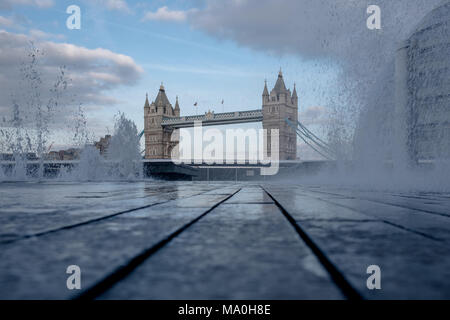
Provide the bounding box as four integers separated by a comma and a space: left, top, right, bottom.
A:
144, 72, 297, 161
144, 84, 180, 159
262, 70, 298, 160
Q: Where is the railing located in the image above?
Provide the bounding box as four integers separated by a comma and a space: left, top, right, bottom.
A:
139, 110, 263, 139
160, 109, 263, 127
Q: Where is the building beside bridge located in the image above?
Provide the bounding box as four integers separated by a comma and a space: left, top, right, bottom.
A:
143, 71, 298, 160
395, 1, 450, 161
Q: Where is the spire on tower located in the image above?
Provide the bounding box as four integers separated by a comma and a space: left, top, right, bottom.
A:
262, 79, 269, 96
155, 82, 170, 106
173, 95, 180, 116
292, 83, 297, 97
144, 93, 150, 108
273, 69, 287, 93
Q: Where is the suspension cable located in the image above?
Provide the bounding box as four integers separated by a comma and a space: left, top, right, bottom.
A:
285, 118, 336, 160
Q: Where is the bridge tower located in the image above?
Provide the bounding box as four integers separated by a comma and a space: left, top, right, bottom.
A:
144, 84, 178, 159
262, 70, 298, 160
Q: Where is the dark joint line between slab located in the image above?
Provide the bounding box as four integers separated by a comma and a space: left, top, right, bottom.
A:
380, 220, 443, 242
0, 187, 230, 246
303, 188, 450, 219
365, 199, 450, 219
261, 186, 364, 300
221, 201, 275, 205
316, 197, 444, 242
74, 188, 242, 300
296, 218, 379, 223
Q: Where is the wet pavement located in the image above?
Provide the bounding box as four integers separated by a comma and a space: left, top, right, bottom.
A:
0, 181, 449, 299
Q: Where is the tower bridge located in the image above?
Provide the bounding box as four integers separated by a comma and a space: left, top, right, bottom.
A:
160, 109, 263, 128
143, 70, 298, 160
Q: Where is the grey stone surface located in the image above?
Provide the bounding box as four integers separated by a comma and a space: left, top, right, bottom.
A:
0, 181, 218, 242
100, 187, 342, 299
1, 181, 450, 299
0, 183, 238, 299
294, 187, 450, 242
264, 184, 450, 299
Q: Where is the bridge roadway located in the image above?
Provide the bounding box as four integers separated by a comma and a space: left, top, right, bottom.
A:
161, 109, 263, 128
0, 181, 450, 299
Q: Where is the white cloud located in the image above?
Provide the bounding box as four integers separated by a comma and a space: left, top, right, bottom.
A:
99, 0, 131, 13
189, 0, 440, 62
142, 6, 189, 22
0, 15, 14, 27
0, 29, 143, 127
33, 0, 53, 7
29, 29, 65, 40
188, 0, 442, 147
0, 0, 54, 10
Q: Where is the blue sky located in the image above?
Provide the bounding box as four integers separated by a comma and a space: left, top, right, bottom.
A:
0, 0, 339, 149
2, 0, 436, 158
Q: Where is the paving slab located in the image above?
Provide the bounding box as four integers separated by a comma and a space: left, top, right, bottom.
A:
294, 187, 450, 242
299, 186, 450, 218
264, 184, 450, 299
0, 185, 238, 299
0, 182, 220, 242
1, 181, 450, 300
100, 187, 343, 299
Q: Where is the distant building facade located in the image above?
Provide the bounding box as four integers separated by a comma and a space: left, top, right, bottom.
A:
94, 134, 111, 155
45, 148, 80, 160
395, 1, 450, 161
